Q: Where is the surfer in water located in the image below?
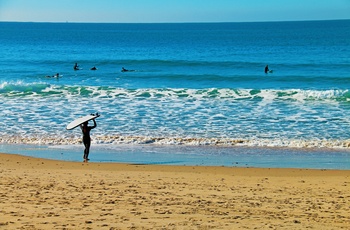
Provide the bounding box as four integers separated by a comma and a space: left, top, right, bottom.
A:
264, 65, 270, 74
74, 63, 80, 71
80, 119, 97, 162
46, 73, 60, 78
121, 67, 135, 72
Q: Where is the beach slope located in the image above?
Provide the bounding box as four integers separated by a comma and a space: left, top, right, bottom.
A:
0, 153, 349, 229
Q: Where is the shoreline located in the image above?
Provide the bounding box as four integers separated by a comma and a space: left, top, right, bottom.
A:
1, 152, 350, 175
1, 152, 349, 229
1, 143, 350, 170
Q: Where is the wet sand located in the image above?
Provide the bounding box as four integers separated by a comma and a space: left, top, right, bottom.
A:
0, 152, 349, 229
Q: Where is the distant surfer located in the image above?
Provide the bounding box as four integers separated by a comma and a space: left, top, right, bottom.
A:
121, 67, 135, 72
46, 73, 60, 78
90, 66, 97, 70
265, 65, 273, 73
80, 119, 97, 162
74, 63, 80, 71
264, 65, 269, 74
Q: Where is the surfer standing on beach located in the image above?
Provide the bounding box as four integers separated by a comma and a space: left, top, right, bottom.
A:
80, 119, 97, 162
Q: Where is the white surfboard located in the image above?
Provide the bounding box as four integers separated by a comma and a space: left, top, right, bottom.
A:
66, 113, 100, 130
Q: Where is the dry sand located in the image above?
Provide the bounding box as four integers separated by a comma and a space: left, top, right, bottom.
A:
0, 152, 349, 229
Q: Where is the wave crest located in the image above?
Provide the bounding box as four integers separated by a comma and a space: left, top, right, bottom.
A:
0, 82, 349, 102
1, 135, 350, 149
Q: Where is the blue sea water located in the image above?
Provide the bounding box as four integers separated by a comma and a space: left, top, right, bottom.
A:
0, 20, 350, 169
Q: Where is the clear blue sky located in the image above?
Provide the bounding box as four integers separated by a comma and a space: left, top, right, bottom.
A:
0, 0, 349, 23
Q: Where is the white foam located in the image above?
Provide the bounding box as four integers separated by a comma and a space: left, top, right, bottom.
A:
1, 134, 350, 150
1, 86, 350, 151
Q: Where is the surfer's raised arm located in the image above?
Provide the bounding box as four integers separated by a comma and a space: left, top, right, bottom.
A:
91, 119, 97, 129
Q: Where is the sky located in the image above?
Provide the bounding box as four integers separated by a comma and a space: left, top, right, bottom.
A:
0, 0, 349, 23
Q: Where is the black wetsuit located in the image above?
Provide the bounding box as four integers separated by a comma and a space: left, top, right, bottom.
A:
80, 120, 96, 160
265, 65, 269, 73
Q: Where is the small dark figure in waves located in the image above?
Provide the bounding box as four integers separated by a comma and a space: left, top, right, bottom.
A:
265, 65, 269, 74
74, 63, 80, 70
121, 67, 135, 72
46, 73, 60, 78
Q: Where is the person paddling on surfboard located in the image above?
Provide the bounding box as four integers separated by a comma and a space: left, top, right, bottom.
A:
121, 67, 135, 72
80, 119, 97, 162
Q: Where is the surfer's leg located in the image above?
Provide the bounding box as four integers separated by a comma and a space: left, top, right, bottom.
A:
83, 137, 89, 160
83, 147, 88, 159
85, 143, 90, 159
85, 140, 91, 160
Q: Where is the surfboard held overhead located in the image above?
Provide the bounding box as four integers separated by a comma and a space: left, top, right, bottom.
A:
66, 113, 100, 130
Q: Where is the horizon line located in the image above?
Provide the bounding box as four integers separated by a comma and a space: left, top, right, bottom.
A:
1, 18, 349, 24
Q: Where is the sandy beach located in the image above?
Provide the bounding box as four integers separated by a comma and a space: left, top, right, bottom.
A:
0, 153, 349, 229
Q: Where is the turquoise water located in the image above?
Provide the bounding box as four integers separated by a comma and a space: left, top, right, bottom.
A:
0, 21, 350, 168
1, 144, 349, 169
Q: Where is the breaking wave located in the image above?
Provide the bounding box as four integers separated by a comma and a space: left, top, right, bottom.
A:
1, 82, 349, 102
1, 134, 350, 149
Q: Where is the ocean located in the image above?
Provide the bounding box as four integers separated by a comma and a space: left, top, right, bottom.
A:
0, 20, 349, 169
